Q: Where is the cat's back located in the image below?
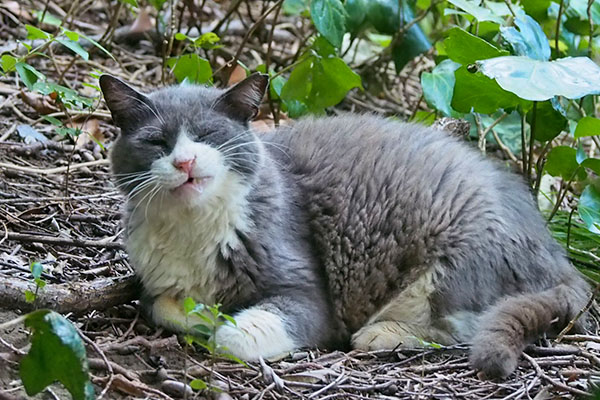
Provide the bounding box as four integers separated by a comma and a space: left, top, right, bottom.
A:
262, 114, 569, 333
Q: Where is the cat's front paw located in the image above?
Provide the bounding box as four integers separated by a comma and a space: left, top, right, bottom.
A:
215, 308, 297, 361
352, 321, 422, 351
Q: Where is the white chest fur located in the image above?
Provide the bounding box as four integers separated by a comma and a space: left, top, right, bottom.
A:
126, 172, 253, 302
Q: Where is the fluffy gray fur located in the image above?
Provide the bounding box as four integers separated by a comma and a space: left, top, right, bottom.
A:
100, 73, 590, 379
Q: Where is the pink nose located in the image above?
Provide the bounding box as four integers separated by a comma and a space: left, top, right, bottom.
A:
174, 159, 194, 174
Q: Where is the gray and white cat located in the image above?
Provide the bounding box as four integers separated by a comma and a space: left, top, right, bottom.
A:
99, 73, 590, 379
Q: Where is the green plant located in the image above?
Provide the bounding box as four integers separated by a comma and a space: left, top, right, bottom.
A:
24, 262, 46, 306
0, 311, 95, 400
181, 298, 245, 393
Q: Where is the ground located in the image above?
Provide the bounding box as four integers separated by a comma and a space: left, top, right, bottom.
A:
0, 0, 600, 399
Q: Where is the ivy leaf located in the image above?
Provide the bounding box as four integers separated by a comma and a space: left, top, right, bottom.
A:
365, 0, 400, 34
421, 59, 461, 117
579, 184, 600, 234
345, 0, 367, 34
451, 66, 529, 114
283, 0, 308, 15
391, 14, 431, 72
544, 146, 586, 181
56, 39, 89, 60
281, 54, 361, 116
20, 310, 94, 400
446, 0, 504, 23
477, 56, 600, 101
443, 27, 509, 65
167, 54, 212, 84
574, 116, 600, 138
500, 14, 550, 60
526, 100, 567, 142
310, 0, 347, 48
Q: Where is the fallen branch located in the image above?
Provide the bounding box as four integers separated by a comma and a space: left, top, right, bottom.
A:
0, 276, 137, 315
6, 232, 124, 249
0, 159, 109, 175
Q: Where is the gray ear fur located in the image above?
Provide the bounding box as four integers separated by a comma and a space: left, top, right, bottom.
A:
99, 74, 156, 130
215, 73, 268, 122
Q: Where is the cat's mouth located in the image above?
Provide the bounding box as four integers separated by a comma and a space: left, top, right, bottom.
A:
173, 176, 213, 194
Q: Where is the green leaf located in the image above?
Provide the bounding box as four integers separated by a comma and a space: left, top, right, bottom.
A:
15, 62, 45, 90
222, 314, 237, 326
451, 66, 529, 114
309, 56, 362, 109
500, 14, 550, 60
191, 324, 212, 336
391, 12, 431, 71
32, 81, 94, 108
582, 158, 600, 175
310, 0, 347, 48
544, 146, 585, 181
283, 0, 308, 15
30, 262, 43, 279
56, 39, 89, 60
190, 379, 208, 390
579, 184, 600, 234
527, 100, 567, 142
78, 33, 115, 60
345, 0, 367, 34
446, 0, 504, 23
521, 0, 551, 21
1, 54, 17, 73
575, 117, 600, 138
34, 278, 46, 288
25, 290, 36, 303
33, 11, 62, 26
477, 56, 600, 101
443, 27, 509, 65
365, 0, 400, 34
25, 25, 50, 40
192, 32, 221, 50
167, 54, 212, 84
20, 310, 94, 400
62, 29, 80, 41
183, 297, 195, 314
421, 59, 461, 117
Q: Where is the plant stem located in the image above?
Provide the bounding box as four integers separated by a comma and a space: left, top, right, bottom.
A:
527, 101, 538, 184
520, 110, 528, 175
555, 0, 565, 58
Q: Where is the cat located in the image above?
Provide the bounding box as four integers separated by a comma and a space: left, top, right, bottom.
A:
99, 73, 590, 379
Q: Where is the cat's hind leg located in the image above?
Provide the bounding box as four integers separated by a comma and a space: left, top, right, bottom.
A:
352, 266, 456, 350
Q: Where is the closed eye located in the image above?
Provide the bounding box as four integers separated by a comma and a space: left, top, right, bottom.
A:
146, 135, 167, 146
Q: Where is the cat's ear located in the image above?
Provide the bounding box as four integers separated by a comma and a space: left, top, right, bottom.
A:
215, 73, 268, 123
99, 74, 155, 131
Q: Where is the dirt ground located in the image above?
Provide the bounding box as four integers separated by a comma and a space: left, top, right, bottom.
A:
1, 0, 600, 399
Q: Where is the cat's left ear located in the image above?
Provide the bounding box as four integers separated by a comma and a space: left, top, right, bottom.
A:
215, 73, 268, 123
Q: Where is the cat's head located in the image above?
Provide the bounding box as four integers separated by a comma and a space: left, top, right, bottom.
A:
99, 73, 268, 209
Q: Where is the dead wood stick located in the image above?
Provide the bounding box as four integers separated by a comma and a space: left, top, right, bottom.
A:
522, 353, 591, 397
6, 232, 124, 249
0, 159, 109, 175
0, 276, 137, 315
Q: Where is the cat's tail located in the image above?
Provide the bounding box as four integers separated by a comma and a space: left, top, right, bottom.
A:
469, 280, 590, 378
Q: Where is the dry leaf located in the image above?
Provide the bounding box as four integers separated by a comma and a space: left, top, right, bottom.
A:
67, 119, 104, 149
20, 90, 60, 115
130, 7, 153, 33
228, 65, 247, 86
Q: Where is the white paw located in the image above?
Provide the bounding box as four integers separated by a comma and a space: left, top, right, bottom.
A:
352, 322, 421, 351
215, 308, 297, 361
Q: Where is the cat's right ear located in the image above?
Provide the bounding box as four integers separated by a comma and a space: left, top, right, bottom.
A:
99, 75, 154, 131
